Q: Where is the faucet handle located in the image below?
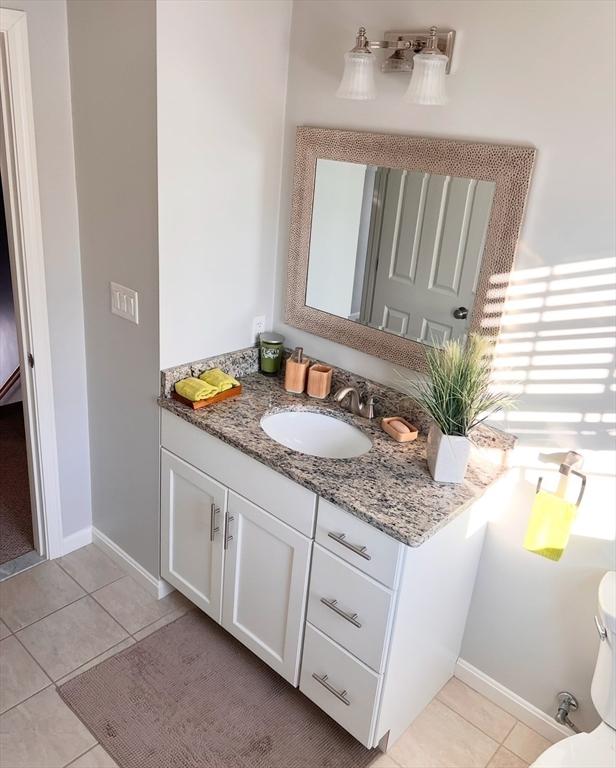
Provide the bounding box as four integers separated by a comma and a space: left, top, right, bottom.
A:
362, 396, 377, 420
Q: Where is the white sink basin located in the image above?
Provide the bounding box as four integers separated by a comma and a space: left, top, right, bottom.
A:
260, 411, 372, 459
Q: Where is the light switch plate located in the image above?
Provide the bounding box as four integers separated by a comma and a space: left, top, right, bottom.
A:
110, 282, 139, 324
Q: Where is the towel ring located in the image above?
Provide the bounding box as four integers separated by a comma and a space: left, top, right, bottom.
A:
536, 469, 586, 509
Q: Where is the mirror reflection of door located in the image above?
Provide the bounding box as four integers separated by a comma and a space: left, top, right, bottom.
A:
305, 159, 496, 348
364, 168, 495, 346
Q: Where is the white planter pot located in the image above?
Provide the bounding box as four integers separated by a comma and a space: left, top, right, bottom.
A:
426, 425, 472, 484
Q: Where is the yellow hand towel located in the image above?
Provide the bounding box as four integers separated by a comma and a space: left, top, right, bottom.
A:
175, 377, 218, 402
523, 490, 578, 562
199, 368, 239, 392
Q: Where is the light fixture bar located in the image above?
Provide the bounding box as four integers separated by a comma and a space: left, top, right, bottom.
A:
382, 28, 456, 73
351, 26, 412, 52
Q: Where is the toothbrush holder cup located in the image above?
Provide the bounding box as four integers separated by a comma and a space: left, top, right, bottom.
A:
307, 364, 333, 399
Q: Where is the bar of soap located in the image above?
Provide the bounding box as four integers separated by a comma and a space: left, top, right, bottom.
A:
389, 419, 411, 434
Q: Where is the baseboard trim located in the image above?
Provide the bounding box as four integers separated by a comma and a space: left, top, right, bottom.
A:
92, 527, 174, 600
62, 526, 93, 556
455, 659, 571, 742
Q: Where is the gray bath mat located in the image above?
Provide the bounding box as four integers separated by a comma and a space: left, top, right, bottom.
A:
59, 610, 379, 768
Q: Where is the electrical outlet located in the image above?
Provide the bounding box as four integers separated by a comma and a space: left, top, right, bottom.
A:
252, 315, 266, 342
110, 281, 139, 324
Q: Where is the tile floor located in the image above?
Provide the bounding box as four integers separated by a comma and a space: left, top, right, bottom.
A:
0, 543, 555, 768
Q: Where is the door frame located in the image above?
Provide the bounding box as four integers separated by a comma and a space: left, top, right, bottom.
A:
0, 8, 63, 558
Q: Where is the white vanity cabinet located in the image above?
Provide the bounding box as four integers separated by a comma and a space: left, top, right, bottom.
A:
160, 411, 315, 686
222, 492, 311, 683
160, 408, 488, 751
160, 449, 225, 622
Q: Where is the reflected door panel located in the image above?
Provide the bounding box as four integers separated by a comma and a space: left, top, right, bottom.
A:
367, 169, 495, 345
305, 158, 496, 349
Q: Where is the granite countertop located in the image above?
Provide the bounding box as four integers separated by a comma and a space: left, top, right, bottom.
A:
158, 358, 511, 548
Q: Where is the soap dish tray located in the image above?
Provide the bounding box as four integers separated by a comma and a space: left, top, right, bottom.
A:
381, 416, 419, 443
172, 383, 242, 410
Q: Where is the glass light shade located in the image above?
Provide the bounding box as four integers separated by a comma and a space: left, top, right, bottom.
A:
336, 51, 376, 100
404, 52, 448, 105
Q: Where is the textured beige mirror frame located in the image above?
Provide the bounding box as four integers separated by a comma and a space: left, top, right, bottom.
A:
285, 126, 536, 372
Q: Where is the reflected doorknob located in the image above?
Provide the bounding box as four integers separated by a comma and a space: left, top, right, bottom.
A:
453, 306, 468, 320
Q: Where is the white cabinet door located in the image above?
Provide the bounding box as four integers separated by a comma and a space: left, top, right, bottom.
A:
161, 449, 225, 622
222, 491, 311, 685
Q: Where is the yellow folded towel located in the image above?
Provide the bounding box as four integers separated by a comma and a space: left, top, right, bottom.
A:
523, 490, 578, 562
199, 368, 239, 392
175, 377, 218, 402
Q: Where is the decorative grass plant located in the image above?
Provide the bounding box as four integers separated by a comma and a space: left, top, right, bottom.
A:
399, 335, 515, 437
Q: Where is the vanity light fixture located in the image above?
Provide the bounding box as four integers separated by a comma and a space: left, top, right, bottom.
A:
336, 25, 455, 105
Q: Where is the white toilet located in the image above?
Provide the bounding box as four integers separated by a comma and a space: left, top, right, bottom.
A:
532, 571, 616, 768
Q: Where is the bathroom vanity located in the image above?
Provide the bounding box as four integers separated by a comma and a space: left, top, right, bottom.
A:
157, 125, 530, 750
158, 355, 512, 749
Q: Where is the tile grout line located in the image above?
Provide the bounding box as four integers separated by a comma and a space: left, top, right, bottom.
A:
129, 604, 194, 641
0, 620, 14, 638
9, 589, 130, 692
11, 629, 55, 687
54, 636, 136, 688
56, 556, 127, 596
1, 636, 135, 721
88, 586, 178, 639
0, 682, 55, 719
2, 619, 188, 724
3, 591, 85, 633
0, 550, 180, 741
88, 589, 137, 637
59, 550, 158, 637
436, 697, 518, 752
63, 743, 101, 768
501, 718, 518, 744
4, 568, 182, 697
88, 577, 189, 640
436, 688, 518, 744
50, 558, 94, 596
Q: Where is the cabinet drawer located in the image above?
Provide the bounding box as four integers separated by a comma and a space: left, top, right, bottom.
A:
316, 499, 403, 588
307, 545, 393, 672
300, 623, 381, 748
161, 409, 316, 537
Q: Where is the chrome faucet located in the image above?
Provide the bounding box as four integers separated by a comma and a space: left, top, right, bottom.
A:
334, 387, 376, 419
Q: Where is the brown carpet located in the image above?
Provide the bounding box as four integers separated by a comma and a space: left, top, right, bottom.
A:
59, 610, 379, 768
0, 403, 34, 565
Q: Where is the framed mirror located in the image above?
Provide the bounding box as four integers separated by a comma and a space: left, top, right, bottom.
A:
285, 127, 535, 371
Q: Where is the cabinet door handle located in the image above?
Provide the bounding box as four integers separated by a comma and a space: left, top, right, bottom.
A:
327, 531, 371, 561
224, 514, 234, 550
312, 673, 350, 706
210, 503, 220, 541
320, 597, 361, 628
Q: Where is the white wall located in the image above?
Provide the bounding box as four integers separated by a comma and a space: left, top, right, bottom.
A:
157, 0, 292, 369
274, 0, 616, 729
67, 0, 160, 575
0, 0, 91, 538
306, 159, 365, 318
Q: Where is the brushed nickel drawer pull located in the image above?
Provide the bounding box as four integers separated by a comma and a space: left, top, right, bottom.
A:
210, 503, 220, 541
327, 531, 371, 560
224, 514, 234, 550
320, 597, 361, 628
312, 673, 350, 706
